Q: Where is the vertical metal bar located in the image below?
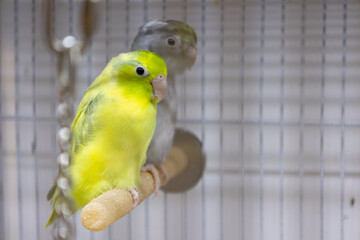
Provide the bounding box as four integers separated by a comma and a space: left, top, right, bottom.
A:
13, 0, 23, 239
87, 42, 92, 86
181, 192, 187, 240
69, 0, 74, 35
145, 199, 149, 240
200, 0, 206, 239
279, 1, 285, 240
239, 1, 245, 239
162, 1, 168, 236
50, 0, 58, 176
125, 1, 131, 239
162, 0, 168, 238
164, 193, 168, 240
219, 0, 224, 239
0, 2, 4, 239
181, 0, 188, 120
105, 1, 111, 239
340, 1, 347, 240
105, 0, 110, 62
86, 38, 95, 240
181, 2, 188, 240
143, 0, 148, 23
320, 1, 327, 240
125, 0, 129, 49
259, 1, 265, 240
181, 1, 187, 129
181, 0, 188, 122
299, 1, 306, 240
31, 0, 40, 239
162, 0, 166, 19
183, 0, 187, 24
128, 213, 132, 240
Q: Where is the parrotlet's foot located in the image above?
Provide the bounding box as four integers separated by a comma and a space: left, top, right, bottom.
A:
157, 165, 169, 186
129, 188, 139, 207
141, 164, 161, 197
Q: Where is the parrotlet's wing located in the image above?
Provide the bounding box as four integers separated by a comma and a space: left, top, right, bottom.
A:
45, 91, 103, 227
71, 92, 104, 154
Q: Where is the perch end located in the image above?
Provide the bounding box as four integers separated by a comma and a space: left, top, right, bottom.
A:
161, 128, 206, 193
81, 189, 134, 231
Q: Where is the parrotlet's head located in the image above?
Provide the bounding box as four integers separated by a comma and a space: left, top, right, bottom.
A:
131, 19, 197, 76
108, 50, 168, 102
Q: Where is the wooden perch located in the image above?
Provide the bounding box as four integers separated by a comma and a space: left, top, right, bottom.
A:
81, 146, 188, 231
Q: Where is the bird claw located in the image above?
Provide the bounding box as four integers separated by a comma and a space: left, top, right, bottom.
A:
157, 165, 169, 186
129, 188, 139, 207
141, 164, 161, 197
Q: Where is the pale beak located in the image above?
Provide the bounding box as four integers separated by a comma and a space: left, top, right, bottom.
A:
185, 45, 197, 68
151, 74, 167, 103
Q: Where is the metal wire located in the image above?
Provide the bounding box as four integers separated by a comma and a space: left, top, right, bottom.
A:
13, 0, 24, 239
161, 3, 168, 240
259, 1, 265, 239
279, 1, 285, 239
105, 0, 110, 63
3, 114, 360, 128
143, 0, 148, 23
69, 0, 73, 35
128, 212, 132, 240
320, 1, 327, 239
0, 1, 4, 239
162, 0, 166, 19
219, 0, 224, 239
181, 2, 188, 240
340, 1, 348, 239
299, 1, 306, 240
164, 193, 168, 240
125, 2, 132, 238
86, 32, 95, 240
31, 0, 41, 239
239, 1, 246, 239
144, 199, 149, 240
125, 0, 130, 49
104, 2, 111, 238
200, 0, 207, 239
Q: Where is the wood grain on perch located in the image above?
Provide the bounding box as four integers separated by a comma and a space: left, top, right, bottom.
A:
81, 146, 188, 231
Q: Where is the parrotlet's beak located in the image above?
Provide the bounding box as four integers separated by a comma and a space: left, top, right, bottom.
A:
185, 44, 197, 68
151, 74, 167, 103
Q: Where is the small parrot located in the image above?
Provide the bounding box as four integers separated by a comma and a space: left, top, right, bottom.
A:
131, 19, 197, 170
46, 50, 167, 227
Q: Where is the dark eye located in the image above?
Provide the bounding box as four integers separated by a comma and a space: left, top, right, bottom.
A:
167, 37, 176, 46
135, 66, 148, 77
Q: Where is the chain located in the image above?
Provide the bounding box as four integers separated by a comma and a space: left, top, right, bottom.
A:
43, 1, 99, 239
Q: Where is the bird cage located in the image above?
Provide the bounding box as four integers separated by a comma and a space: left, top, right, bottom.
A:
0, 0, 360, 240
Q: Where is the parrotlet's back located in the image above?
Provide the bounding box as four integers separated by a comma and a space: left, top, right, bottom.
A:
46, 50, 167, 227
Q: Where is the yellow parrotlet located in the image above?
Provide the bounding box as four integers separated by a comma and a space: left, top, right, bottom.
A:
46, 50, 167, 227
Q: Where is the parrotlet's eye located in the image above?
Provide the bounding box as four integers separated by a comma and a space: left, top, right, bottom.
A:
135, 66, 149, 77
166, 37, 177, 46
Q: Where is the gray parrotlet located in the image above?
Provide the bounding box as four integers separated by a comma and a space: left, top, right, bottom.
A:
131, 19, 198, 165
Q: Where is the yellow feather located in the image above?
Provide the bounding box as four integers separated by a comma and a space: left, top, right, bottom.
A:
70, 88, 157, 207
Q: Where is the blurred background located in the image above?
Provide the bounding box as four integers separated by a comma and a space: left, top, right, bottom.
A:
1, 0, 360, 239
